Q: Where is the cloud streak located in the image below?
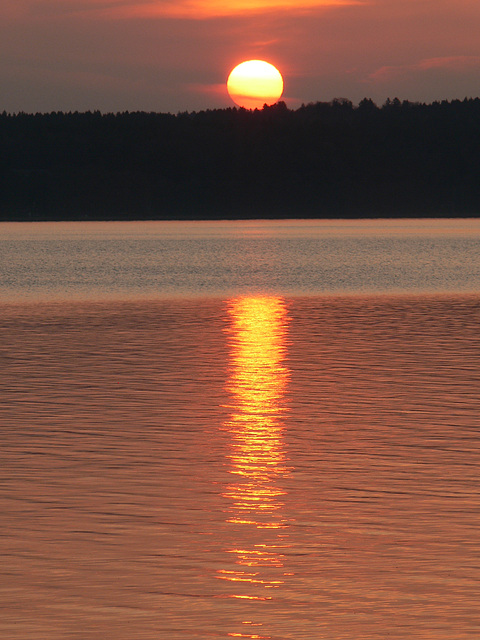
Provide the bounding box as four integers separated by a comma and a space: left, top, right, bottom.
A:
12, 0, 364, 21
120, 0, 364, 19
370, 56, 480, 82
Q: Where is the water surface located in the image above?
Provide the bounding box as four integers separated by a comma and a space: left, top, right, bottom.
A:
1, 220, 479, 639
1, 219, 480, 300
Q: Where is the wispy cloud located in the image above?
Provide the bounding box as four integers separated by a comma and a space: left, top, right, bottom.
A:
418, 56, 480, 70
16, 0, 364, 20
370, 56, 480, 82
123, 0, 364, 19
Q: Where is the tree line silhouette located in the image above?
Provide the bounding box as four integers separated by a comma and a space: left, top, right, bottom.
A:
1, 98, 480, 220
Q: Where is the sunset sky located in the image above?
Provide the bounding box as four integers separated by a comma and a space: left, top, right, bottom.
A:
1, 0, 480, 113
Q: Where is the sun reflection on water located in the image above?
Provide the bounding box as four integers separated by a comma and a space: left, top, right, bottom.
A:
224, 296, 290, 528
219, 296, 292, 632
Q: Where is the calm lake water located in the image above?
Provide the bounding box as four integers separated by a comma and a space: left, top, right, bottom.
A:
1, 219, 480, 639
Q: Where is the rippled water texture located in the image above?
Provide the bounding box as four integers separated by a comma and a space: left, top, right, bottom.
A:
1, 220, 480, 639
1, 219, 480, 300
2, 294, 480, 640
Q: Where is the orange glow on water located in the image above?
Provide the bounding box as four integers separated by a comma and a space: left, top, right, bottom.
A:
219, 295, 292, 613
223, 296, 290, 528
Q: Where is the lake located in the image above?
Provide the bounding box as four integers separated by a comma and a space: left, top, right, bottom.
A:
1, 219, 480, 639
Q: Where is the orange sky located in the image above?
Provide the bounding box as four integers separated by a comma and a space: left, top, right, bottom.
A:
1, 0, 480, 112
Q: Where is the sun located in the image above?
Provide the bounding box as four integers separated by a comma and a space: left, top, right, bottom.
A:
227, 60, 284, 110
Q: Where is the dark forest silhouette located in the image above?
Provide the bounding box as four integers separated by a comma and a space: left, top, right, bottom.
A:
1, 98, 480, 220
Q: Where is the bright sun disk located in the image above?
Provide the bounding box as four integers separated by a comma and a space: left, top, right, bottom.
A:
227, 60, 284, 110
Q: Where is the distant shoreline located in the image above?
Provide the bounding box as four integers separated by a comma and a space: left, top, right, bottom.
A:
2, 215, 479, 224
2, 99, 480, 221
2, 211, 480, 222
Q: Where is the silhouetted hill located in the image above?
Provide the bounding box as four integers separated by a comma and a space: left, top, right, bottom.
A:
1, 98, 480, 220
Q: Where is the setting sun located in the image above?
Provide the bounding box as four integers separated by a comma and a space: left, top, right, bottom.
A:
227, 60, 284, 110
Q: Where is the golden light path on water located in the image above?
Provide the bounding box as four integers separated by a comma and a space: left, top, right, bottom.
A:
220, 296, 292, 638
